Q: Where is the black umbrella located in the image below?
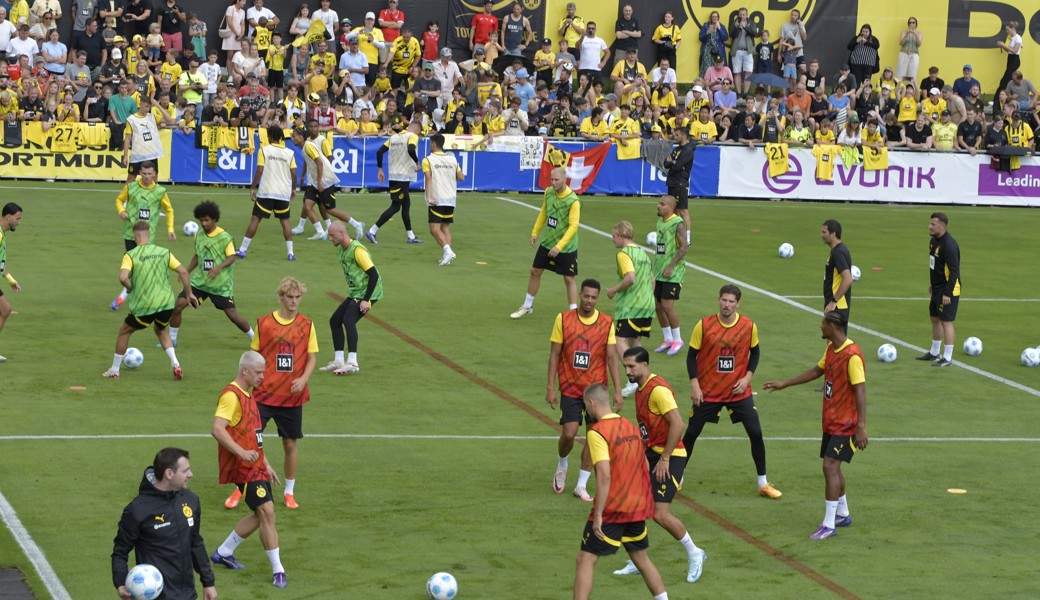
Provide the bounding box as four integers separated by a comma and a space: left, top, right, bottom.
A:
492, 54, 536, 78
747, 73, 791, 90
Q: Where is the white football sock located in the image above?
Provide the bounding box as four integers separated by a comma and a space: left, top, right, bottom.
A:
836, 494, 849, 517
407, 230, 416, 239
348, 218, 361, 229
111, 354, 123, 372
443, 244, 452, 254
930, 339, 942, 355
557, 455, 568, 470
169, 327, 179, 344
324, 219, 332, 229
757, 475, 768, 489
943, 344, 954, 361
368, 224, 379, 234
678, 532, 699, 556
823, 500, 838, 529
662, 327, 673, 343
266, 548, 283, 574
576, 469, 591, 489
314, 222, 326, 235
286, 241, 294, 255
671, 327, 682, 341
246, 328, 254, 340
654, 593, 669, 600
165, 347, 179, 368
334, 351, 345, 363
217, 530, 245, 556
296, 217, 307, 229
523, 293, 535, 309
284, 479, 295, 495
239, 237, 252, 252
347, 352, 357, 364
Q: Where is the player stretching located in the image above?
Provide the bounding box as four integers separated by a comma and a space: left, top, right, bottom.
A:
103, 221, 196, 380
237, 126, 298, 261
612, 347, 707, 583
111, 162, 175, 310
510, 167, 580, 318
368, 120, 424, 245
168, 201, 252, 346
764, 312, 868, 539
0, 203, 23, 362
422, 133, 464, 266
652, 195, 688, 355
606, 221, 655, 397
210, 351, 287, 587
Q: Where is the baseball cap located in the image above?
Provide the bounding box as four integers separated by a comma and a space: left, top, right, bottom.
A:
849, 114, 859, 122
365, 11, 375, 19
441, 48, 452, 57
474, 47, 485, 55
111, 48, 122, 59
132, 34, 143, 42
929, 87, 940, 96
341, 17, 352, 25
651, 125, 662, 133
941, 109, 951, 116
691, 85, 704, 94
542, 37, 551, 45
839, 63, 849, 70
963, 64, 972, 70
538, 126, 548, 135
516, 68, 528, 79
604, 93, 617, 101
112, 35, 126, 43
473, 108, 484, 116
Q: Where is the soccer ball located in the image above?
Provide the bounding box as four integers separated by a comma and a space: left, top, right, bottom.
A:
125, 564, 163, 600
426, 572, 458, 600
1021, 348, 1040, 367
645, 231, 657, 247
963, 337, 983, 356
123, 347, 144, 369
183, 221, 199, 237
778, 243, 794, 258
851, 265, 861, 282
877, 344, 897, 363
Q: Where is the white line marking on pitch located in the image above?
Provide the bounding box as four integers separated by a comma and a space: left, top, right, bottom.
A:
496, 195, 1040, 399
783, 295, 1040, 302
0, 490, 71, 600
0, 434, 1036, 442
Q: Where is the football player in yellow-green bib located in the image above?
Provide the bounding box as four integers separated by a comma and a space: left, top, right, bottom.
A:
103, 221, 198, 380
111, 161, 175, 311
0, 203, 24, 363
606, 221, 655, 397
167, 201, 254, 347
511, 167, 581, 319
652, 195, 689, 356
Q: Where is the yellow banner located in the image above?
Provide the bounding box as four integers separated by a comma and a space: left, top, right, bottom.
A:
0, 122, 172, 181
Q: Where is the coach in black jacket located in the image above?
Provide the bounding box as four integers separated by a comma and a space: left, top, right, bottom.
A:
112, 448, 217, 600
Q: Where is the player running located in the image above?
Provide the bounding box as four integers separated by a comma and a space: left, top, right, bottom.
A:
368, 120, 424, 245
0, 202, 23, 363
237, 126, 298, 261
605, 221, 655, 397
422, 133, 464, 266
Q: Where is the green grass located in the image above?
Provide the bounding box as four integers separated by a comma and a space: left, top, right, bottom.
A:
1, 182, 1039, 599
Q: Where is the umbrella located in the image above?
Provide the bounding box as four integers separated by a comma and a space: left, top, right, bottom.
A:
492, 54, 536, 79
747, 73, 791, 90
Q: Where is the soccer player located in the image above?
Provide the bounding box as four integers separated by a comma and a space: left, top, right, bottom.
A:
613, 347, 707, 584
368, 120, 424, 245
663, 125, 693, 243
111, 161, 175, 311
763, 311, 868, 539
237, 126, 298, 261
123, 95, 172, 184
291, 120, 333, 238
210, 350, 287, 587
422, 133, 464, 266
111, 448, 217, 600
296, 123, 366, 241
682, 285, 782, 499
103, 220, 197, 380
167, 201, 252, 347
821, 219, 852, 329
548, 278, 623, 502
574, 383, 668, 600
226, 277, 317, 511
319, 221, 382, 375
651, 195, 688, 356
0, 202, 23, 363
916, 212, 960, 367
510, 167, 580, 319
605, 221, 655, 397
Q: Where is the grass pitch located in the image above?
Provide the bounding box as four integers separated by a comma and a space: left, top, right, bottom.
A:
0, 182, 1038, 599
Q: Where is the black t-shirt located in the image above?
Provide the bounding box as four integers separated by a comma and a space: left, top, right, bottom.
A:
159, 2, 183, 35
957, 120, 983, 148
885, 122, 904, 143
19, 96, 44, 118
613, 17, 640, 52
824, 242, 853, 307
71, 30, 106, 68
86, 95, 109, 120
804, 73, 823, 94
905, 124, 932, 145
985, 127, 1008, 147
736, 123, 762, 141
762, 117, 781, 143
664, 141, 694, 188
123, 0, 153, 38
918, 76, 945, 95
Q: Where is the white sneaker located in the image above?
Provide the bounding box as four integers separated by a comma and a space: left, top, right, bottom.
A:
0, 355, 7, 363
290, 225, 305, 235
510, 306, 533, 319
573, 486, 593, 502
687, 548, 707, 583
102, 369, 120, 379
438, 251, 456, 266
353, 221, 365, 239
552, 468, 566, 493
333, 363, 360, 375
612, 560, 640, 576
621, 381, 638, 397
308, 232, 328, 241
319, 360, 345, 372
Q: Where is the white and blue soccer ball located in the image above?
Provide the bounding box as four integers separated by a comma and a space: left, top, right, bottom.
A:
778, 243, 794, 258
125, 564, 163, 600
183, 220, 199, 237
877, 344, 897, 363
426, 572, 458, 600
123, 347, 144, 369
1021, 348, 1040, 367
645, 231, 657, 247
963, 337, 983, 357
851, 265, 861, 281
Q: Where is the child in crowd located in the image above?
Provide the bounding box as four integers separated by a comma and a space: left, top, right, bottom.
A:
147, 22, 164, 61
188, 12, 207, 58
779, 37, 801, 88
421, 21, 440, 64
102, 17, 117, 48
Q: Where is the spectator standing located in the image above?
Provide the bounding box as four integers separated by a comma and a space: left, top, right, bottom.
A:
951, 64, 979, 101
8, 0, 25, 26
943, 87, 966, 124
698, 10, 727, 76
557, 2, 584, 61
157, 0, 185, 52
728, 7, 757, 96
39, 27, 64, 76
502, 1, 533, 57
895, 17, 921, 83
0, 9, 14, 61
377, 0, 403, 64
245, 0, 275, 40
652, 11, 679, 71
779, 9, 807, 76
221, 0, 246, 68
470, 1, 497, 52
383, 27, 419, 90
29, 0, 59, 23
313, 0, 337, 39
612, 4, 639, 67
432, 47, 461, 108
576, 21, 607, 84
70, 0, 97, 35
846, 25, 879, 90
122, 0, 153, 40
346, 13, 385, 88
6, 24, 34, 63
931, 109, 957, 150
66, 50, 92, 100
995, 20, 1021, 98
288, 4, 310, 44
72, 17, 106, 73
27, 9, 54, 43
421, 20, 439, 63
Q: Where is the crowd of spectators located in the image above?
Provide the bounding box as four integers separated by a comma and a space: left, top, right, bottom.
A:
0, 0, 1031, 156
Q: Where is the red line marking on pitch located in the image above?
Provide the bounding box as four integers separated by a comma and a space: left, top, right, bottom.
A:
871, 267, 883, 271
328, 291, 861, 599
751, 229, 761, 233
68, 386, 87, 391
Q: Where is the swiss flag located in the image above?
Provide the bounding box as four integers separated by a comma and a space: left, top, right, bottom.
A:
538, 142, 611, 194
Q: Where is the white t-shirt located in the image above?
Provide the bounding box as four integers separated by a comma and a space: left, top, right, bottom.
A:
650, 66, 676, 85
0, 20, 16, 51
199, 63, 221, 93
245, 6, 275, 38
1008, 33, 1022, 55
314, 8, 338, 37
578, 36, 608, 71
